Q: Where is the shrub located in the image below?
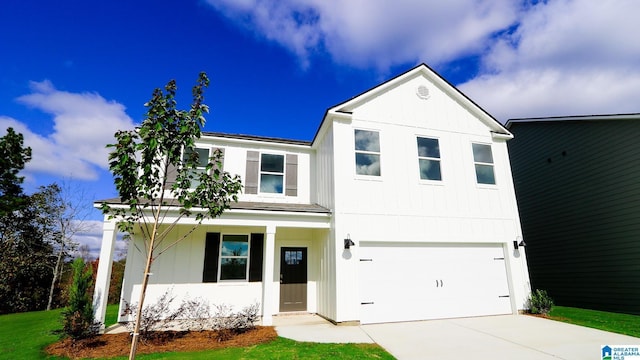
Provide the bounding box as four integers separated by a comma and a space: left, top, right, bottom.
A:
233, 302, 260, 332
211, 303, 235, 341
62, 258, 100, 339
179, 297, 211, 331
122, 292, 260, 341
528, 289, 554, 315
209, 302, 259, 341
121, 289, 187, 339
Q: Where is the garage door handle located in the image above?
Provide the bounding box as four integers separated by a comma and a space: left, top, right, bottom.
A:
361, 302, 374, 305
499, 295, 510, 298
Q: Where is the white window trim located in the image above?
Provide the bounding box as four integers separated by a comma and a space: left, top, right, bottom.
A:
471, 142, 497, 187
182, 146, 212, 168
258, 152, 286, 196
218, 233, 251, 282
354, 128, 382, 179
416, 135, 443, 183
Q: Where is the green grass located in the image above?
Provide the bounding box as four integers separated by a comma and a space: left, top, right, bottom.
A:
548, 306, 640, 338
108, 338, 394, 360
0, 308, 63, 359
0, 306, 394, 359
105, 304, 119, 328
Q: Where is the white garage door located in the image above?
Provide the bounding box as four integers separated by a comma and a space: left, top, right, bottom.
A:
359, 243, 512, 324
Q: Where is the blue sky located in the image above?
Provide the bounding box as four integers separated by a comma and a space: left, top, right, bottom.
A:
2, 0, 640, 256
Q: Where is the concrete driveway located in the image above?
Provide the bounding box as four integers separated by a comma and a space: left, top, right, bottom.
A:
361, 315, 640, 360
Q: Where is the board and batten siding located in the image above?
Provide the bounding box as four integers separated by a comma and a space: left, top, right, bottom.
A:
326, 74, 529, 322
193, 136, 313, 204
508, 120, 640, 315
312, 125, 338, 320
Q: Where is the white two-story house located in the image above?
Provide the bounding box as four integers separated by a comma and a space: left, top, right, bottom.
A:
93, 64, 531, 327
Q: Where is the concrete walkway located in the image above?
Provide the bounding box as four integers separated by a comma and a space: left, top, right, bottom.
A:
273, 314, 374, 343
275, 314, 640, 360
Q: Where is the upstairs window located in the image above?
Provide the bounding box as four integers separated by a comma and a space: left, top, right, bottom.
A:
472, 143, 496, 185
417, 137, 441, 181
184, 147, 210, 187
260, 153, 284, 193
355, 129, 381, 176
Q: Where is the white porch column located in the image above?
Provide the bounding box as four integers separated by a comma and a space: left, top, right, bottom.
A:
93, 217, 117, 331
261, 225, 276, 325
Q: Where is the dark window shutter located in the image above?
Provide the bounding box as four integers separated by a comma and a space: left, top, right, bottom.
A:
245, 151, 259, 194
285, 154, 298, 196
165, 162, 177, 188
212, 148, 225, 174
248, 233, 264, 282
203, 232, 220, 282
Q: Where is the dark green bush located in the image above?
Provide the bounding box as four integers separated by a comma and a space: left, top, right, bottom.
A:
528, 289, 554, 315
62, 258, 100, 339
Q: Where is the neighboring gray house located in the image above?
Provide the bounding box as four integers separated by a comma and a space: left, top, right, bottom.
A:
506, 114, 640, 315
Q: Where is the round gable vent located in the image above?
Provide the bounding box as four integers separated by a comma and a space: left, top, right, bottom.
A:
416, 85, 430, 100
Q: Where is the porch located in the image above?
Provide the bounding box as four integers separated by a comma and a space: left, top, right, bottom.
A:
93, 202, 331, 330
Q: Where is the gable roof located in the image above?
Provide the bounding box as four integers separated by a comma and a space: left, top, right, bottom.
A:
506, 113, 640, 129
312, 63, 512, 145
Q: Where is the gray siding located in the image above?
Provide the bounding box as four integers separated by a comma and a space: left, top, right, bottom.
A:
508, 120, 640, 315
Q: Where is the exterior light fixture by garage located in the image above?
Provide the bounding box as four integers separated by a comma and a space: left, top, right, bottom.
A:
344, 234, 355, 249
513, 236, 526, 250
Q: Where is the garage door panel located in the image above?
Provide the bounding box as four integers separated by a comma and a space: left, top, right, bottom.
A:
359, 243, 512, 324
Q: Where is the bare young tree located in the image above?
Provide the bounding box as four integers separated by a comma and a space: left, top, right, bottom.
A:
45, 181, 93, 311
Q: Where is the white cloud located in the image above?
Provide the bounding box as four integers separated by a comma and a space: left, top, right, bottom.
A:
209, 0, 640, 120
459, 0, 640, 121
207, 0, 520, 69
72, 220, 128, 260
1, 81, 136, 180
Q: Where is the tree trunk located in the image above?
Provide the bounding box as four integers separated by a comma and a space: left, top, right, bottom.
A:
128, 264, 151, 359
46, 247, 64, 311
129, 221, 159, 360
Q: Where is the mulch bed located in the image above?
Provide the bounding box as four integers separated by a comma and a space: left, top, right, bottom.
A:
45, 326, 277, 359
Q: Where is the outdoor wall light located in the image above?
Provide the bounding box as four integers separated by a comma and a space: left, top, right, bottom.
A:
513, 236, 526, 250
344, 234, 355, 250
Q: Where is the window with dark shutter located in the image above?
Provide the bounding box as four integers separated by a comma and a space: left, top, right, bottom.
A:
249, 233, 264, 282
202, 232, 220, 282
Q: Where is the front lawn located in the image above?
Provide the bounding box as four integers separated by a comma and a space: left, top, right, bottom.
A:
107, 338, 393, 360
0, 306, 394, 359
0, 308, 63, 359
548, 306, 640, 338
